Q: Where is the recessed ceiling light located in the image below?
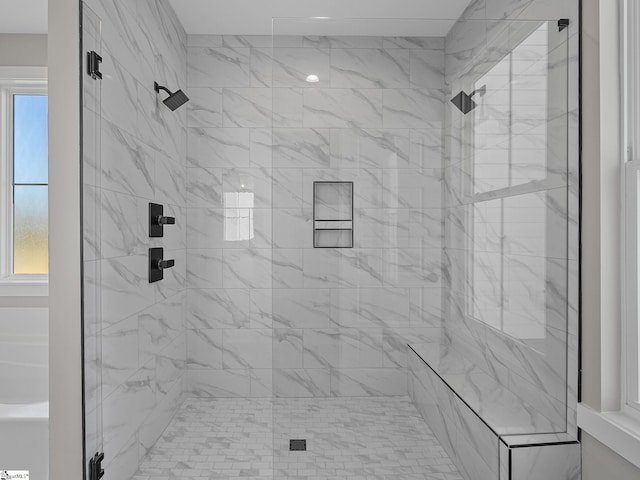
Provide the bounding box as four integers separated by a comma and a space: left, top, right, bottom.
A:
306, 74, 320, 83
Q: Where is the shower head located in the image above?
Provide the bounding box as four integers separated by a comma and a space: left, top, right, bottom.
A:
154, 82, 190, 111
450, 91, 477, 114
450, 85, 486, 114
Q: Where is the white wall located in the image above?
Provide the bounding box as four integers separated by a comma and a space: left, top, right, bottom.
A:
582, 432, 640, 480
0, 307, 48, 403
580, 0, 640, 477
0, 34, 47, 66
48, 0, 83, 479
0, 24, 49, 410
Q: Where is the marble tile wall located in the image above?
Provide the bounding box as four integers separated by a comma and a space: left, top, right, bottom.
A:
185, 34, 447, 398
442, 0, 580, 438
409, 348, 581, 480
82, 1, 188, 479
508, 442, 581, 480
408, 350, 500, 480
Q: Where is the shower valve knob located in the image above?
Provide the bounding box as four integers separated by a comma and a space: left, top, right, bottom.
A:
155, 215, 175, 226
157, 259, 175, 270
149, 248, 174, 283
149, 203, 175, 237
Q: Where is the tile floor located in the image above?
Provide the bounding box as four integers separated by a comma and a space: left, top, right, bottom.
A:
134, 396, 463, 480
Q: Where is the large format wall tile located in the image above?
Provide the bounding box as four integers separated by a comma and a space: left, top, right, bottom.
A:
383, 89, 445, 128
304, 89, 383, 128
187, 87, 222, 127
187, 368, 251, 397
185, 33, 447, 400
222, 88, 273, 127
187, 127, 251, 168
331, 48, 411, 88
272, 368, 331, 397
510, 442, 581, 480
330, 128, 412, 169
187, 288, 251, 329
272, 48, 331, 88
187, 46, 251, 87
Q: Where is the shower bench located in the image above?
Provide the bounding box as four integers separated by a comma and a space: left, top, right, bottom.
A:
407, 344, 581, 480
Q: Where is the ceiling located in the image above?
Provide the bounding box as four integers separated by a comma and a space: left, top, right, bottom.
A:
0, 0, 48, 34
168, 0, 473, 36
0, 0, 473, 36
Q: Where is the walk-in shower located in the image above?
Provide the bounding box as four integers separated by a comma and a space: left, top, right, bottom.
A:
80, 3, 581, 479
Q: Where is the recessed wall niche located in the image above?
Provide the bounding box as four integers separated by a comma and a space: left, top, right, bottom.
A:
313, 181, 354, 248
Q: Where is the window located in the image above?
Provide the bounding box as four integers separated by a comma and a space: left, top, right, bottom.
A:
0, 67, 48, 294
464, 22, 564, 347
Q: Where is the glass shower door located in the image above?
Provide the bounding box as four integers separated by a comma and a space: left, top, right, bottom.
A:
270, 15, 575, 479
81, 3, 104, 478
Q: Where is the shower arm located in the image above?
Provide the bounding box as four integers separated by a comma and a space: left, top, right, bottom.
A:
469, 85, 487, 99
154, 82, 173, 96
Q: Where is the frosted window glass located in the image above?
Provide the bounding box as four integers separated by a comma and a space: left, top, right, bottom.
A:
14, 95, 48, 184
14, 186, 49, 274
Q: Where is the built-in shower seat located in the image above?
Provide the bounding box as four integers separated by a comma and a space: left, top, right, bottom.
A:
407, 343, 581, 480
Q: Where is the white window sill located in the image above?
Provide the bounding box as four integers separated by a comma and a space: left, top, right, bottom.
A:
578, 402, 640, 469
0, 279, 48, 297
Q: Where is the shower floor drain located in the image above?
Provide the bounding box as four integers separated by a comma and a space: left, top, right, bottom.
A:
289, 439, 306, 451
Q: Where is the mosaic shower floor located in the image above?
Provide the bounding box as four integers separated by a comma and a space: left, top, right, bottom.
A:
134, 396, 463, 480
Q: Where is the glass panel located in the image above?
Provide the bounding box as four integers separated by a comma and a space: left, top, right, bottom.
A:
81, 3, 104, 477
13, 185, 48, 274
450, 17, 569, 435
470, 192, 559, 347
271, 17, 572, 478
13, 94, 48, 185
271, 17, 460, 480
471, 198, 503, 330
472, 22, 551, 195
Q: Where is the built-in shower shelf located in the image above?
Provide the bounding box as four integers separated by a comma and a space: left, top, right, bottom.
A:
313, 181, 354, 248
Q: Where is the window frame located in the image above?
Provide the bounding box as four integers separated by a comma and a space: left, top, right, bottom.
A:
622, 161, 640, 417
0, 67, 48, 297
622, 0, 640, 419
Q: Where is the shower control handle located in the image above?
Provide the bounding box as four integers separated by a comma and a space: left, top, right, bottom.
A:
149, 248, 174, 283
157, 258, 175, 270
149, 203, 175, 237
155, 215, 175, 226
